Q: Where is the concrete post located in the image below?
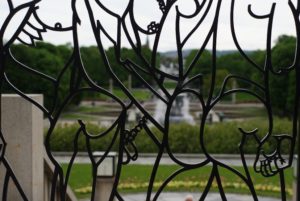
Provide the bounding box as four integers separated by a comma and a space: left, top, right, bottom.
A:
0, 94, 44, 201
94, 152, 117, 201
95, 178, 115, 201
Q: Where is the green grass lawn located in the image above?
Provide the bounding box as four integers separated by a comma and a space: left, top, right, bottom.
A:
62, 164, 293, 199
93, 89, 152, 101
80, 87, 261, 103
74, 105, 111, 113
60, 113, 98, 121
164, 81, 177, 89
235, 93, 260, 103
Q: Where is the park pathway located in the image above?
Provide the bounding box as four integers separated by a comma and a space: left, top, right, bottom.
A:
121, 192, 281, 201
80, 192, 281, 201
55, 152, 256, 166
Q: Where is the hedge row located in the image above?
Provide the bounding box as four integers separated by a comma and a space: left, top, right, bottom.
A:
48, 118, 294, 154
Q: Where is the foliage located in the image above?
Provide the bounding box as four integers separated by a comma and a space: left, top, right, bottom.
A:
247, 35, 297, 116
185, 50, 212, 75
4, 43, 73, 109
50, 118, 293, 154
3, 35, 297, 116
184, 35, 297, 117
106, 46, 156, 88
3, 42, 154, 109
184, 50, 211, 92
80, 46, 108, 87
49, 123, 113, 152
269, 35, 297, 116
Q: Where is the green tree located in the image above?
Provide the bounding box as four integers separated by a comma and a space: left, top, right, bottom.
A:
106, 46, 154, 88
4, 42, 73, 110
185, 49, 212, 76
269, 35, 297, 116
80, 46, 108, 87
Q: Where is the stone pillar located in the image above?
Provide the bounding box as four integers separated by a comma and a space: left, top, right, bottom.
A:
0, 94, 44, 201
95, 177, 115, 201
94, 152, 117, 201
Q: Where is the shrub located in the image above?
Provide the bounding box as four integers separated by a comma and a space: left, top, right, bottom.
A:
47, 118, 293, 154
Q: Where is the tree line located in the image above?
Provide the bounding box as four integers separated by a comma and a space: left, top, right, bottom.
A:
185, 35, 297, 117
3, 42, 152, 109
2, 35, 296, 117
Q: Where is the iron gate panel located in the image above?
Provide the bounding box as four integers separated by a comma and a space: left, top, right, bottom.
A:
0, 0, 299, 200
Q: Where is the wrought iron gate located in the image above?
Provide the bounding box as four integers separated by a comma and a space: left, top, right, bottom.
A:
0, 0, 299, 200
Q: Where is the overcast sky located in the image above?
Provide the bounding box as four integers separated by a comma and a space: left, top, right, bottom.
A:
0, 0, 298, 51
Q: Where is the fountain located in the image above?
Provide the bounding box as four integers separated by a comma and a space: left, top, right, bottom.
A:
154, 93, 195, 125
154, 62, 195, 125
169, 94, 195, 124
